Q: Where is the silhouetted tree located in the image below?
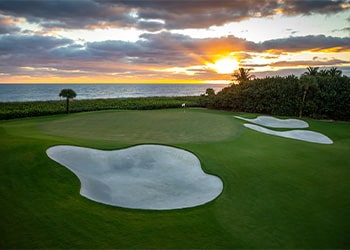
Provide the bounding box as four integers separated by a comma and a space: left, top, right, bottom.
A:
302, 66, 319, 76
328, 67, 342, 77
231, 68, 255, 84
59, 88, 77, 114
205, 88, 215, 96
319, 69, 329, 77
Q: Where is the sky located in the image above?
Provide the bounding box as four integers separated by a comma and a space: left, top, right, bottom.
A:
0, 0, 349, 84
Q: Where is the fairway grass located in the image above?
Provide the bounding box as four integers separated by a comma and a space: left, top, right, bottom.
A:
1, 109, 350, 248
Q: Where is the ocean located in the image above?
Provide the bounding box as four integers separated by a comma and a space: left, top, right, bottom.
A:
0, 84, 228, 102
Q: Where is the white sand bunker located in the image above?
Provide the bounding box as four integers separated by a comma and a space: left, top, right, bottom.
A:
46, 145, 223, 210
244, 124, 333, 144
234, 115, 309, 128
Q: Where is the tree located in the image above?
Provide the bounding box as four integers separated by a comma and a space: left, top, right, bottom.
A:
205, 88, 215, 96
328, 67, 342, 77
302, 66, 319, 76
59, 88, 77, 114
231, 67, 255, 84
299, 75, 318, 118
319, 69, 329, 77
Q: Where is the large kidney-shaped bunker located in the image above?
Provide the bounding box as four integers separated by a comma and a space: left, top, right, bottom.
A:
47, 145, 223, 210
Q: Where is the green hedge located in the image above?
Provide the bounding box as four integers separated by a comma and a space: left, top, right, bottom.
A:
202, 75, 350, 121
0, 96, 201, 120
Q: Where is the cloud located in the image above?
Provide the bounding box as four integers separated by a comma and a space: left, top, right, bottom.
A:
1, 31, 349, 81
259, 35, 350, 52
278, 0, 350, 15
1, 0, 349, 31
0, 0, 136, 30
136, 20, 165, 32
0, 15, 20, 34
0, 34, 72, 53
0, 34, 75, 76
0, 35, 73, 57
270, 59, 350, 67
120, 0, 350, 29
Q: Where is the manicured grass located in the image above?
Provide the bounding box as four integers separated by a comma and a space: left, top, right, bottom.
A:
38, 109, 242, 144
1, 109, 350, 248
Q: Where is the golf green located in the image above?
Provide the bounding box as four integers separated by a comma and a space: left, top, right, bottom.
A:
1, 108, 350, 249
38, 109, 242, 144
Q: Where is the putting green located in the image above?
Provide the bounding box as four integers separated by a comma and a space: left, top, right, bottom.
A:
39, 109, 242, 144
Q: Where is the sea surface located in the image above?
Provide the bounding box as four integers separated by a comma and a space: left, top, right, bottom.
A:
0, 84, 228, 102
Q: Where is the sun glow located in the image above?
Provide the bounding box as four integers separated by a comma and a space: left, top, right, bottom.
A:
207, 57, 240, 74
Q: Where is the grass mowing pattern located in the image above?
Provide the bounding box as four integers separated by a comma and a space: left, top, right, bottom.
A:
1, 109, 350, 248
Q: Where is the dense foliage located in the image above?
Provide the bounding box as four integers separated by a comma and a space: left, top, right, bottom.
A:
0, 96, 201, 120
201, 73, 350, 121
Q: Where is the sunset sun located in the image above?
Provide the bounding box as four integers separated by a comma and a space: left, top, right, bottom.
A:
208, 58, 240, 74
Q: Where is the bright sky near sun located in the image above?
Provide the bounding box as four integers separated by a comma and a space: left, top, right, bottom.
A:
0, 0, 349, 83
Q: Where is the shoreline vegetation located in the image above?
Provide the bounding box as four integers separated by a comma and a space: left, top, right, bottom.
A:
1, 67, 349, 121
204, 69, 350, 122
0, 96, 202, 120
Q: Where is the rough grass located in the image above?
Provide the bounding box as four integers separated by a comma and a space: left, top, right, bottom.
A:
0, 109, 349, 249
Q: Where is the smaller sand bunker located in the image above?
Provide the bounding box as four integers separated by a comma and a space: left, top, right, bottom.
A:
234, 115, 309, 128
46, 145, 223, 210
244, 124, 333, 144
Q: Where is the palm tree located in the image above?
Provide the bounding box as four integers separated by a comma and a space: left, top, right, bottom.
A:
318, 69, 329, 77
59, 88, 77, 114
328, 67, 342, 77
302, 66, 319, 76
299, 75, 318, 118
231, 67, 255, 84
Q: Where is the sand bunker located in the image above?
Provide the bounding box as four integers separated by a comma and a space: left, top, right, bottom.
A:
244, 124, 333, 144
234, 115, 309, 128
234, 115, 332, 144
46, 145, 223, 210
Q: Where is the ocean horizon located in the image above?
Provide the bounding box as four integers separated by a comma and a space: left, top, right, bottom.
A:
0, 83, 228, 102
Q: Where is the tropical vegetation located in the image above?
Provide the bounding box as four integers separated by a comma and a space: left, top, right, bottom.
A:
0, 96, 201, 120
231, 67, 256, 84
201, 67, 350, 121
59, 88, 77, 114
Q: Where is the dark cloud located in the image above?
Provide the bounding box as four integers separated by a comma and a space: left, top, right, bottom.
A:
0, 34, 74, 76
121, 0, 350, 29
136, 20, 165, 32
332, 27, 345, 33
1, 31, 349, 79
0, 0, 136, 30
138, 32, 256, 61
1, 31, 349, 64
270, 58, 350, 67
0, 34, 72, 53
0, 0, 349, 31
279, 0, 349, 15
340, 26, 350, 33
259, 35, 350, 52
